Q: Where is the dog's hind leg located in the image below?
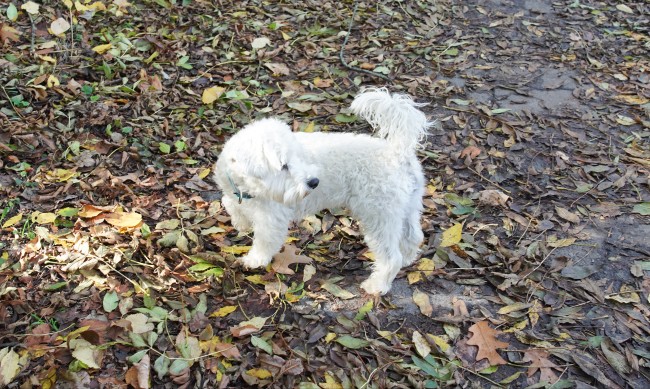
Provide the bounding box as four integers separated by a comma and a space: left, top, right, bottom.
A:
400, 210, 424, 267
360, 221, 404, 295
241, 205, 292, 269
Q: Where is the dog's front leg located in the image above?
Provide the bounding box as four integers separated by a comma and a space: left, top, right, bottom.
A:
241, 207, 292, 269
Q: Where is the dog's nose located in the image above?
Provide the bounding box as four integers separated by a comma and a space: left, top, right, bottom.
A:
306, 178, 319, 189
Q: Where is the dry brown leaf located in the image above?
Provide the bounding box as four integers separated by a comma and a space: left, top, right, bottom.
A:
555, 206, 580, 223
271, 243, 312, 275
466, 321, 509, 365
478, 189, 510, 207
522, 349, 559, 383
460, 145, 481, 159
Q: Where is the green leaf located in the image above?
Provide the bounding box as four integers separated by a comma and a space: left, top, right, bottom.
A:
490, 108, 511, 114
159, 142, 171, 154
154, 354, 170, 379
174, 140, 186, 152
103, 291, 119, 312
169, 359, 189, 375
320, 279, 355, 299
632, 202, 650, 215
412, 355, 442, 379
129, 332, 148, 348
56, 207, 79, 217
335, 335, 369, 349
127, 349, 148, 364
443, 47, 459, 56
7, 4, 18, 22
158, 229, 181, 247
43, 282, 67, 291
354, 300, 373, 321
334, 113, 357, 123
251, 335, 273, 355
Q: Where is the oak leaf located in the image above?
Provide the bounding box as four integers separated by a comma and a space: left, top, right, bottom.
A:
466, 321, 509, 365
271, 243, 312, 275
522, 349, 559, 383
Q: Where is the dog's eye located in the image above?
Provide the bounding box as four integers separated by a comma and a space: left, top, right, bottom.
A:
281, 164, 289, 171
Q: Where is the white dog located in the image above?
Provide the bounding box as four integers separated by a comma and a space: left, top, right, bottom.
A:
214, 88, 432, 295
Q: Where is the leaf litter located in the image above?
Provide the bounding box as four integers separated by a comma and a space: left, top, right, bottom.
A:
1, 0, 649, 387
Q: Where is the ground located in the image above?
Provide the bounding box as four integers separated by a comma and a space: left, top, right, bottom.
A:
0, 0, 649, 388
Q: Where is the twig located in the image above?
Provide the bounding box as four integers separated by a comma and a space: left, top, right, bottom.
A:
340, 2, 392, 83
468, 166, 511, 194
1, 85, 24, 119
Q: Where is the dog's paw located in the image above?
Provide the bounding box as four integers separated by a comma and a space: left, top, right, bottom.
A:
241, 252, 271, 269
360, 277, 391, 296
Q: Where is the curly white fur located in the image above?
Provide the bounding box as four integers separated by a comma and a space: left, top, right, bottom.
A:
214, 88, 433, 295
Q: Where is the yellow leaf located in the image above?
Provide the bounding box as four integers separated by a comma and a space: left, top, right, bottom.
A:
417, 258, 436, 272
198, 168, 211, 179
303, 121, 315, 133
407, 271, 423, 284
37, 55, 57, 63
63, 0, 73, 9
548, 237, 576, 248
440, 223, 462, 247
34, 212, 57, 224
427, 334, 451, 352
47, 75, 60, 88
88, 1, 107, 11
412, 331, 431, 357
245, 274, 267, 285
412, 289, 432, 317
104, 212, 142, 228
21, 1, 40, 14
221, 245, 250, 255
92, 43, 113, 54
2, 213, 23, 228
202, 86, 225, 104
320, 373, 343, 389
616, 94, 648, 105
50, 18, 70, 36
246, 368, 273, 379
324, 333, 336, 343
210, 306, 237, 317
281, 31, 291, 41
74, 1, 89, 11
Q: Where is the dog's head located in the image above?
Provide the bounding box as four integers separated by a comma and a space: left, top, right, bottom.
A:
217, 118, 320, 205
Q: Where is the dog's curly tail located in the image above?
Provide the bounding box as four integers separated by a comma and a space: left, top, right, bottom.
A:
350, 87, 433, 154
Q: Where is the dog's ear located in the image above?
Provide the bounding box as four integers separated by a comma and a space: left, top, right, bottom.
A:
262, 142, 286, 172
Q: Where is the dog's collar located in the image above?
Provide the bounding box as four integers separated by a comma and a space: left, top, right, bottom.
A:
226, 172, 253, 204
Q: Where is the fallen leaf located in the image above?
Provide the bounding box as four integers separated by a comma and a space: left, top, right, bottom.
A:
230, 316, 267, 337
264, 62, 290, 76
440, 223, 462, 247
50, 18, 70, 36
104, 212, 142, 228
251, 36, 271, 49
466, 321, 509, 365
460, 145, 481, 159
478, 189, 510, 207
413, 289, 433, 316
271, 243, 312, 275
555, 206, 580, 223
522, 349, 559, 383
412, 331, 431, 357
335, 335, 369, 349
21, 1, 39, 14
201, 86, 225, 104
0, 348, 21, 385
